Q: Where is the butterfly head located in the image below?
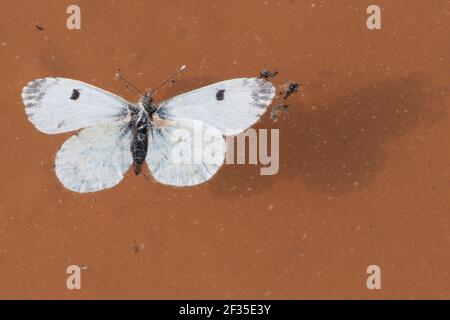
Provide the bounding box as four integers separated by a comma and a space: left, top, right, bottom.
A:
141, 90, 155, 114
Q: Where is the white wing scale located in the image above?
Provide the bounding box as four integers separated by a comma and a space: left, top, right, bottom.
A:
21, 78, 130, 134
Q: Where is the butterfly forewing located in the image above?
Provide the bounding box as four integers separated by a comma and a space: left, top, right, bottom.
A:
21, 78, 130, 134
157, 78, 275, 136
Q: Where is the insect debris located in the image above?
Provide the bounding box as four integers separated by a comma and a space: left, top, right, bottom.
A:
70, 89, 80, 100
270, 103, 289, 122
35, 24, 44, 31
132, 240, 140, 254
281, 82, 300, 100
216, 89, 225, 101
260, 69, 279, 79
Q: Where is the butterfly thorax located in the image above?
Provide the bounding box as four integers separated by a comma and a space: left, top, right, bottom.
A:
141, 92, 157, 117
129, 102, 151, 175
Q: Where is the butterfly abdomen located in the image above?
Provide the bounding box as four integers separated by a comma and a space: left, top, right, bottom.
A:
132, 132, 148, 175
130, 109, 150, 175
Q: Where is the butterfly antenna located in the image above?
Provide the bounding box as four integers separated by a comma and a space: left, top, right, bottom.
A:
151, 65, 187, 96
115, 70, 144, 95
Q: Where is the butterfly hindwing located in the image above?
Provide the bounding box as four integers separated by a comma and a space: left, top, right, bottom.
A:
55, 121, 133, 193
146, 118, 225, 187
21, 78, 130, 134
157, 78, 275, 136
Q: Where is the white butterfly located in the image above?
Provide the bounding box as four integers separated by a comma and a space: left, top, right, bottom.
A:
21, 70, 275, 193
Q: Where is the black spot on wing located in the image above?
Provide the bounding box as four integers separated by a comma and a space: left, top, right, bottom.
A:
216, 89, 225, 101
57, 120, 66, 128
70, 89, 80, 100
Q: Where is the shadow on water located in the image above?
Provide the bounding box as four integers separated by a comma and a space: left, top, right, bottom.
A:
210, 73, 448, 198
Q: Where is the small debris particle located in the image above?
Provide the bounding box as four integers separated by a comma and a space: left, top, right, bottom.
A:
35, 24, 44, 31
270, 103, 289, 122
260, 69, 279, 79
282, 82, 300, 100
133, 240, 139, 254
216, 89, 225, 101
264, 291, 272, 297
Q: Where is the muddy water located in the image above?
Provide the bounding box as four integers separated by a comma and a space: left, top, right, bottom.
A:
0, 0, 449, 298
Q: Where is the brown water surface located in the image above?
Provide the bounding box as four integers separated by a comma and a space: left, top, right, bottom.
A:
0, 0, 449, 298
